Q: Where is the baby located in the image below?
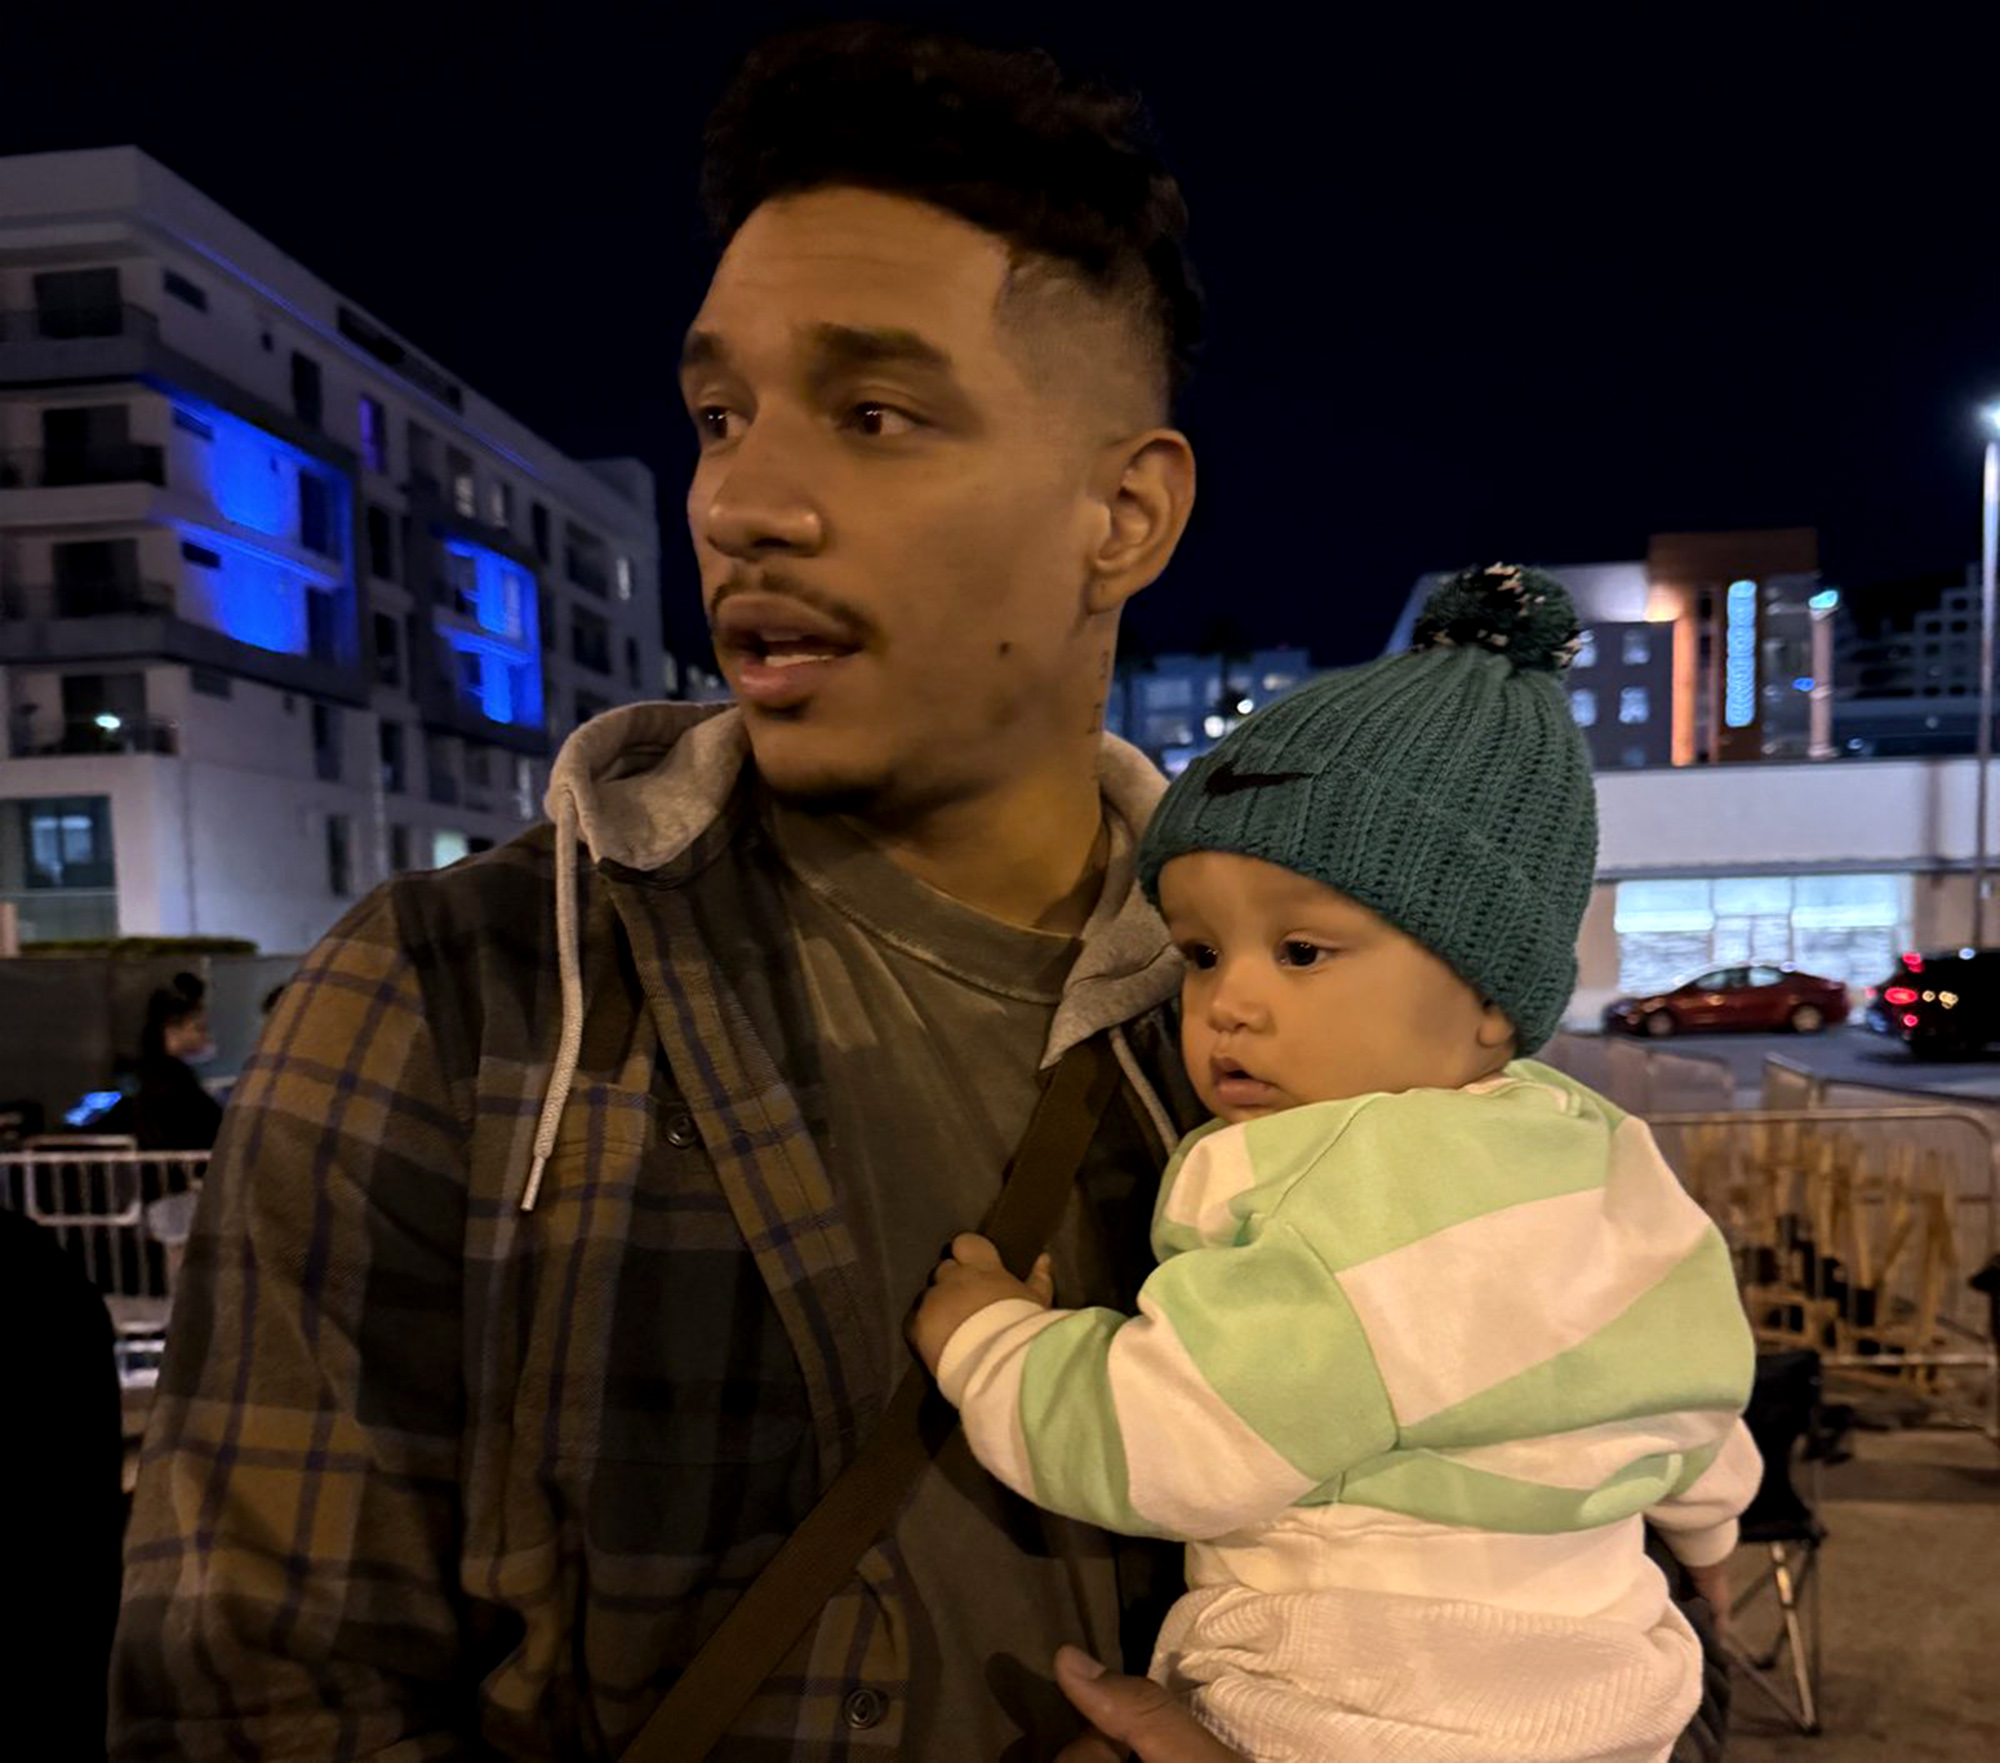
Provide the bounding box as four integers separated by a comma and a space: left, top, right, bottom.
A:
912, 565, 1759, 1763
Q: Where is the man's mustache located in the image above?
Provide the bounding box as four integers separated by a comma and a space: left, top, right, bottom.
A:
708, 573, 876, 644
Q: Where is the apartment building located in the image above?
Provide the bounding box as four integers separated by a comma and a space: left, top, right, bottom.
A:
0, 148, 662, 954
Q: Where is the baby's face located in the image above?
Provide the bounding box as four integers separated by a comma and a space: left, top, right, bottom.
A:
1158, 852, 1513, 1124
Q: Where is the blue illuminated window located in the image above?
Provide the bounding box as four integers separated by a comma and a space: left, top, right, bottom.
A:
434, 537, 543, 728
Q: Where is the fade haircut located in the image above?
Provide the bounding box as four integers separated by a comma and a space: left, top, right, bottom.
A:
700, 20, 1204, 419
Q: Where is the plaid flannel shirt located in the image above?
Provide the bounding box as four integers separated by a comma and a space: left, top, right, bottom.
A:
111, 781, 1199, 1761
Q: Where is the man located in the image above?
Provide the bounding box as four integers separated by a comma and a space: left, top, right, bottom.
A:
113, 22, 1234, 1760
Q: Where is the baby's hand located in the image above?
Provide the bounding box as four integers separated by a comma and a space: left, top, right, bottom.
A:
908, 1233, 1054, 1376
1685, 1556, 1737, 1651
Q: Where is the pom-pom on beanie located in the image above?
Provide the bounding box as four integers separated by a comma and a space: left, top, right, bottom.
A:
1137, 564, 1598, 1054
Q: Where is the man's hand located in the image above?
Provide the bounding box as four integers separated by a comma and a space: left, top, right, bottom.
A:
906, 1232, 1053, 1375
1052, 1647, 1247, 1763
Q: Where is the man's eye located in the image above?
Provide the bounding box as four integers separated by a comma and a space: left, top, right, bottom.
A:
694, 406, 743, 444
1178, 942, 1218, 971
844, 402, 919, 438
1279, 941, 1327, 968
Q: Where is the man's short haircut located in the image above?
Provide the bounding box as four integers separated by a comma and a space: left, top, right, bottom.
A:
701, 21, 1204, 416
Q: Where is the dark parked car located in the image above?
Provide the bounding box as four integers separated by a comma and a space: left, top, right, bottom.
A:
1603, 964, 1852, 1038
1862, 948, 2000, 1058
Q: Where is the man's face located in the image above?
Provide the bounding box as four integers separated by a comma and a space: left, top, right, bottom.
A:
681, 187, 1118, 810
1159, 852, 1508, 1123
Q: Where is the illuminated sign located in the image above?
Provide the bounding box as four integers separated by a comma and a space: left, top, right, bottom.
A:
1724, 579, 1757, 729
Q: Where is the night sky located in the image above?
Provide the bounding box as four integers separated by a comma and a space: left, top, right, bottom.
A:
6, 1, 1997, 667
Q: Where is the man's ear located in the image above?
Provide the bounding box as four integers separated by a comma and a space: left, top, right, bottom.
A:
1083, 429, 1196, 617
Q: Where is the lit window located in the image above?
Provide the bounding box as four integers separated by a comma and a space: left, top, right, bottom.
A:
1619, 686, 1650, 724
1572, 630, 1597, 669
1570, 688, 1598, 727
615, 555, 634, 601
490, 480, 513, 528
447, 448, 476, 518
1622, 630, 1650, 666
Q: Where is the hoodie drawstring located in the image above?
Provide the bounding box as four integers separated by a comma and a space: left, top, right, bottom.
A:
1109, 1023, 1179, 1161
521, 785, 587, 1212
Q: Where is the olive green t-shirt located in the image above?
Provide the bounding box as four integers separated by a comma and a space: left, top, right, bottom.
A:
763, 795, 1134, 1760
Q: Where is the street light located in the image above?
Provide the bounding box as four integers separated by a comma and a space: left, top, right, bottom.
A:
1976, 406, 2000, 944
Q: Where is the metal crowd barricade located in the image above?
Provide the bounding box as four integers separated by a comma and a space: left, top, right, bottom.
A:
1542, 1032, 1737, 1118
1648, 1107, 2000, 1439
0, 1138, 207, 1405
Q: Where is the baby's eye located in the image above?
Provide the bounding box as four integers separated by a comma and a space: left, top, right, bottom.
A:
1178, 942, 1218, 971
1279, 940, 1328, 968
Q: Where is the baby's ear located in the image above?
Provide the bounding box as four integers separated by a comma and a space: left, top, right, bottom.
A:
1475, 999, 1516, 1053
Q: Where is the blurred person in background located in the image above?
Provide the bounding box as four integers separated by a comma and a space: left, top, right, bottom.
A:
103, 972, 222, 1152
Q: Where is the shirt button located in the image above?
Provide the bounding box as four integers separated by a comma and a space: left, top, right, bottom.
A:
664, 1111, 699, 1149
842, 1687, 887, 1730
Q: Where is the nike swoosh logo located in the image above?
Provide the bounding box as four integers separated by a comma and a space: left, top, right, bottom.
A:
1202, 761, 1313, 796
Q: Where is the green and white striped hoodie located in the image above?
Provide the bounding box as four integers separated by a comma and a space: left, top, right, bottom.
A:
939, 1062, 1759, 1583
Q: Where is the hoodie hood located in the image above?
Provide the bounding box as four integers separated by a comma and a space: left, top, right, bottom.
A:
521, 701, 1185, 1209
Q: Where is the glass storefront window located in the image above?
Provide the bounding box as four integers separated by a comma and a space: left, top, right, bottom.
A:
1614, 873, 1911, 994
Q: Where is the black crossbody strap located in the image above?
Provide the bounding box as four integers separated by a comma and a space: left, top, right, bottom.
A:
620, 1034, 1123, 1763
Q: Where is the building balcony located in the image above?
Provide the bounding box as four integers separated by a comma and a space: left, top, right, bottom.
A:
403, 473, 534, 568
0, 443, 167, 490
0, 887, 119, 944
1, 579, 177, 621
0, 303, 161, 384
8, 715, 179, 758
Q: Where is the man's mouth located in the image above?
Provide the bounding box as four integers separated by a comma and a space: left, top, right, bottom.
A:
713, 595, 865, 706
762, 645, 845, 669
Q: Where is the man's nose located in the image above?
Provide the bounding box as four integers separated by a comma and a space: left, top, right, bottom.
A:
697, 422, 825, 560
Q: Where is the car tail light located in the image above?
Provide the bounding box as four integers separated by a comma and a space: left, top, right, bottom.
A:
1865, 986, 1878, 1001
1884, 986, 1919, 1006
1900, 952, 1924, 974
1902, 1012, 1921, 1028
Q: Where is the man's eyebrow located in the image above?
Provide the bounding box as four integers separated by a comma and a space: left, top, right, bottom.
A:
679, 329, 729, 377
806, 323, 957, 380
679, 323, 962, 391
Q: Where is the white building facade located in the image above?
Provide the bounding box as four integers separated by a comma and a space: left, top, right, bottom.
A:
0, 148, 663, 955
1389, 549, 1974, 1015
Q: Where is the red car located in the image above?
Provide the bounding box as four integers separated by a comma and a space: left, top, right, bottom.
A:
1602, 964, 1852, 1037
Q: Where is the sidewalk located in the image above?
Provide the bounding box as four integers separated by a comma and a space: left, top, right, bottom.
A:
1729, 1424, 2000, 1760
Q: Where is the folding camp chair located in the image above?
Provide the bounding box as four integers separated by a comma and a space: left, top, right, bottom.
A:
1728, 1348, 1854, 1734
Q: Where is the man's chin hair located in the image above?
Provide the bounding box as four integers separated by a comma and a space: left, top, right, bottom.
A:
764, 773, 884, 817
754, 749, 891, 817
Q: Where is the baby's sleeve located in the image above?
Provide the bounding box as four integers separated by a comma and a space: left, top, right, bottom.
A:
1645, 1419, 1764, 1567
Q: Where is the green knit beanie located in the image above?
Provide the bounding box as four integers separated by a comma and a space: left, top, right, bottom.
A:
1138, 564, 1598, 1054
